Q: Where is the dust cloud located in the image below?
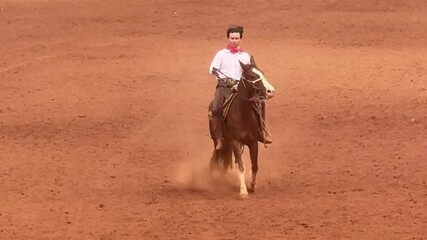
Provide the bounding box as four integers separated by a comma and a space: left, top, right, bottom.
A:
174, 150, 238, 194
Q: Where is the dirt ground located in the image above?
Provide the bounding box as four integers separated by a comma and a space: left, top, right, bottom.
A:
1, 0, 427, 239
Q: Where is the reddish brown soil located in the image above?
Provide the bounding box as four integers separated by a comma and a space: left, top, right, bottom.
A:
1, 0, 427, 239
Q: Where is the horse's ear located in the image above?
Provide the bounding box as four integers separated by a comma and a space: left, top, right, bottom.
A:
239, 60, 249, 71
250, 56, 257, 66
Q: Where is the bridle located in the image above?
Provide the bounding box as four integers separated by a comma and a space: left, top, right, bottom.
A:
240, 67, 267, 100
213, 67, 266, 100
241, 75, 264, 89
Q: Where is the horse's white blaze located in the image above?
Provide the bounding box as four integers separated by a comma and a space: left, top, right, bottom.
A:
237, 166, 248, 196
252, 68, 275, 98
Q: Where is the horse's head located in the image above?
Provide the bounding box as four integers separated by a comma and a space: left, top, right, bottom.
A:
239, 56, 275, 100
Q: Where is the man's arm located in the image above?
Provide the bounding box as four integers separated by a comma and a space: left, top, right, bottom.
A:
211, 67, 219, 78
209, 51, 222, 76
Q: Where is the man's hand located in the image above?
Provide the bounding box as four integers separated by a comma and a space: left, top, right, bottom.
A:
211, 68, 219, 77
231, 84, 238, 92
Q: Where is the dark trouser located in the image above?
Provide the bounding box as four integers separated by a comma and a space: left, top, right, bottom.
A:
210, 79, 235, 141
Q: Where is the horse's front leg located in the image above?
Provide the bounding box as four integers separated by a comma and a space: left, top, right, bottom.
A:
232, 141, 248, 198
247, 141, 258, 193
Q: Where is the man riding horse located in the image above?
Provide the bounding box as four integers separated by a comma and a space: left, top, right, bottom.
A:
209, 26, 272, 151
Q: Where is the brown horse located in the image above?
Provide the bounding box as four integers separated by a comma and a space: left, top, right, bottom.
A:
209, 56, 275, 198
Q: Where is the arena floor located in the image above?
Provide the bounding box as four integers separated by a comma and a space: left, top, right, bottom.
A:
1, 0, 427, 239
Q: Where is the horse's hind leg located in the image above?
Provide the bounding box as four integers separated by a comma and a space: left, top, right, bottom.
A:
209, 141, 233, 172
209, 150, 219, 171
232, 142, 248, 198
247, 142, 259, 193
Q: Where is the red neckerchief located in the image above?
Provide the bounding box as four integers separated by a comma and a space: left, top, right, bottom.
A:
226, 43, 243, 54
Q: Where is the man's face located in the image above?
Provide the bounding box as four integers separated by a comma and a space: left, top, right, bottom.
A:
228, 32, 241, 48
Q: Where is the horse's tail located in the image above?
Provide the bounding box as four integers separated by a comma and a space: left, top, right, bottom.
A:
209, 140, 233, 171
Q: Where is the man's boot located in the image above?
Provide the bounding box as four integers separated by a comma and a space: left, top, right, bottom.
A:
211, 116, 224, 150
261, 127, 272, 144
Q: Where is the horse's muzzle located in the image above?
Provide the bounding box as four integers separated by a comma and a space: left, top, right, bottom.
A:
265, 89, 274, 99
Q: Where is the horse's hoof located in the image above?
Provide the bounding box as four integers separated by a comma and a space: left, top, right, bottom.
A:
240, 193, 249, 199
246, 183, 255, 193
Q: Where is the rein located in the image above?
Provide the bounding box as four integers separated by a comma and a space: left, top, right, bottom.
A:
213, 68, 236, 81
237, 78, 269, 148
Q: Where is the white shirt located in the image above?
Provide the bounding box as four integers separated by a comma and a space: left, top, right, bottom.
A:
209, 48, 250, 81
